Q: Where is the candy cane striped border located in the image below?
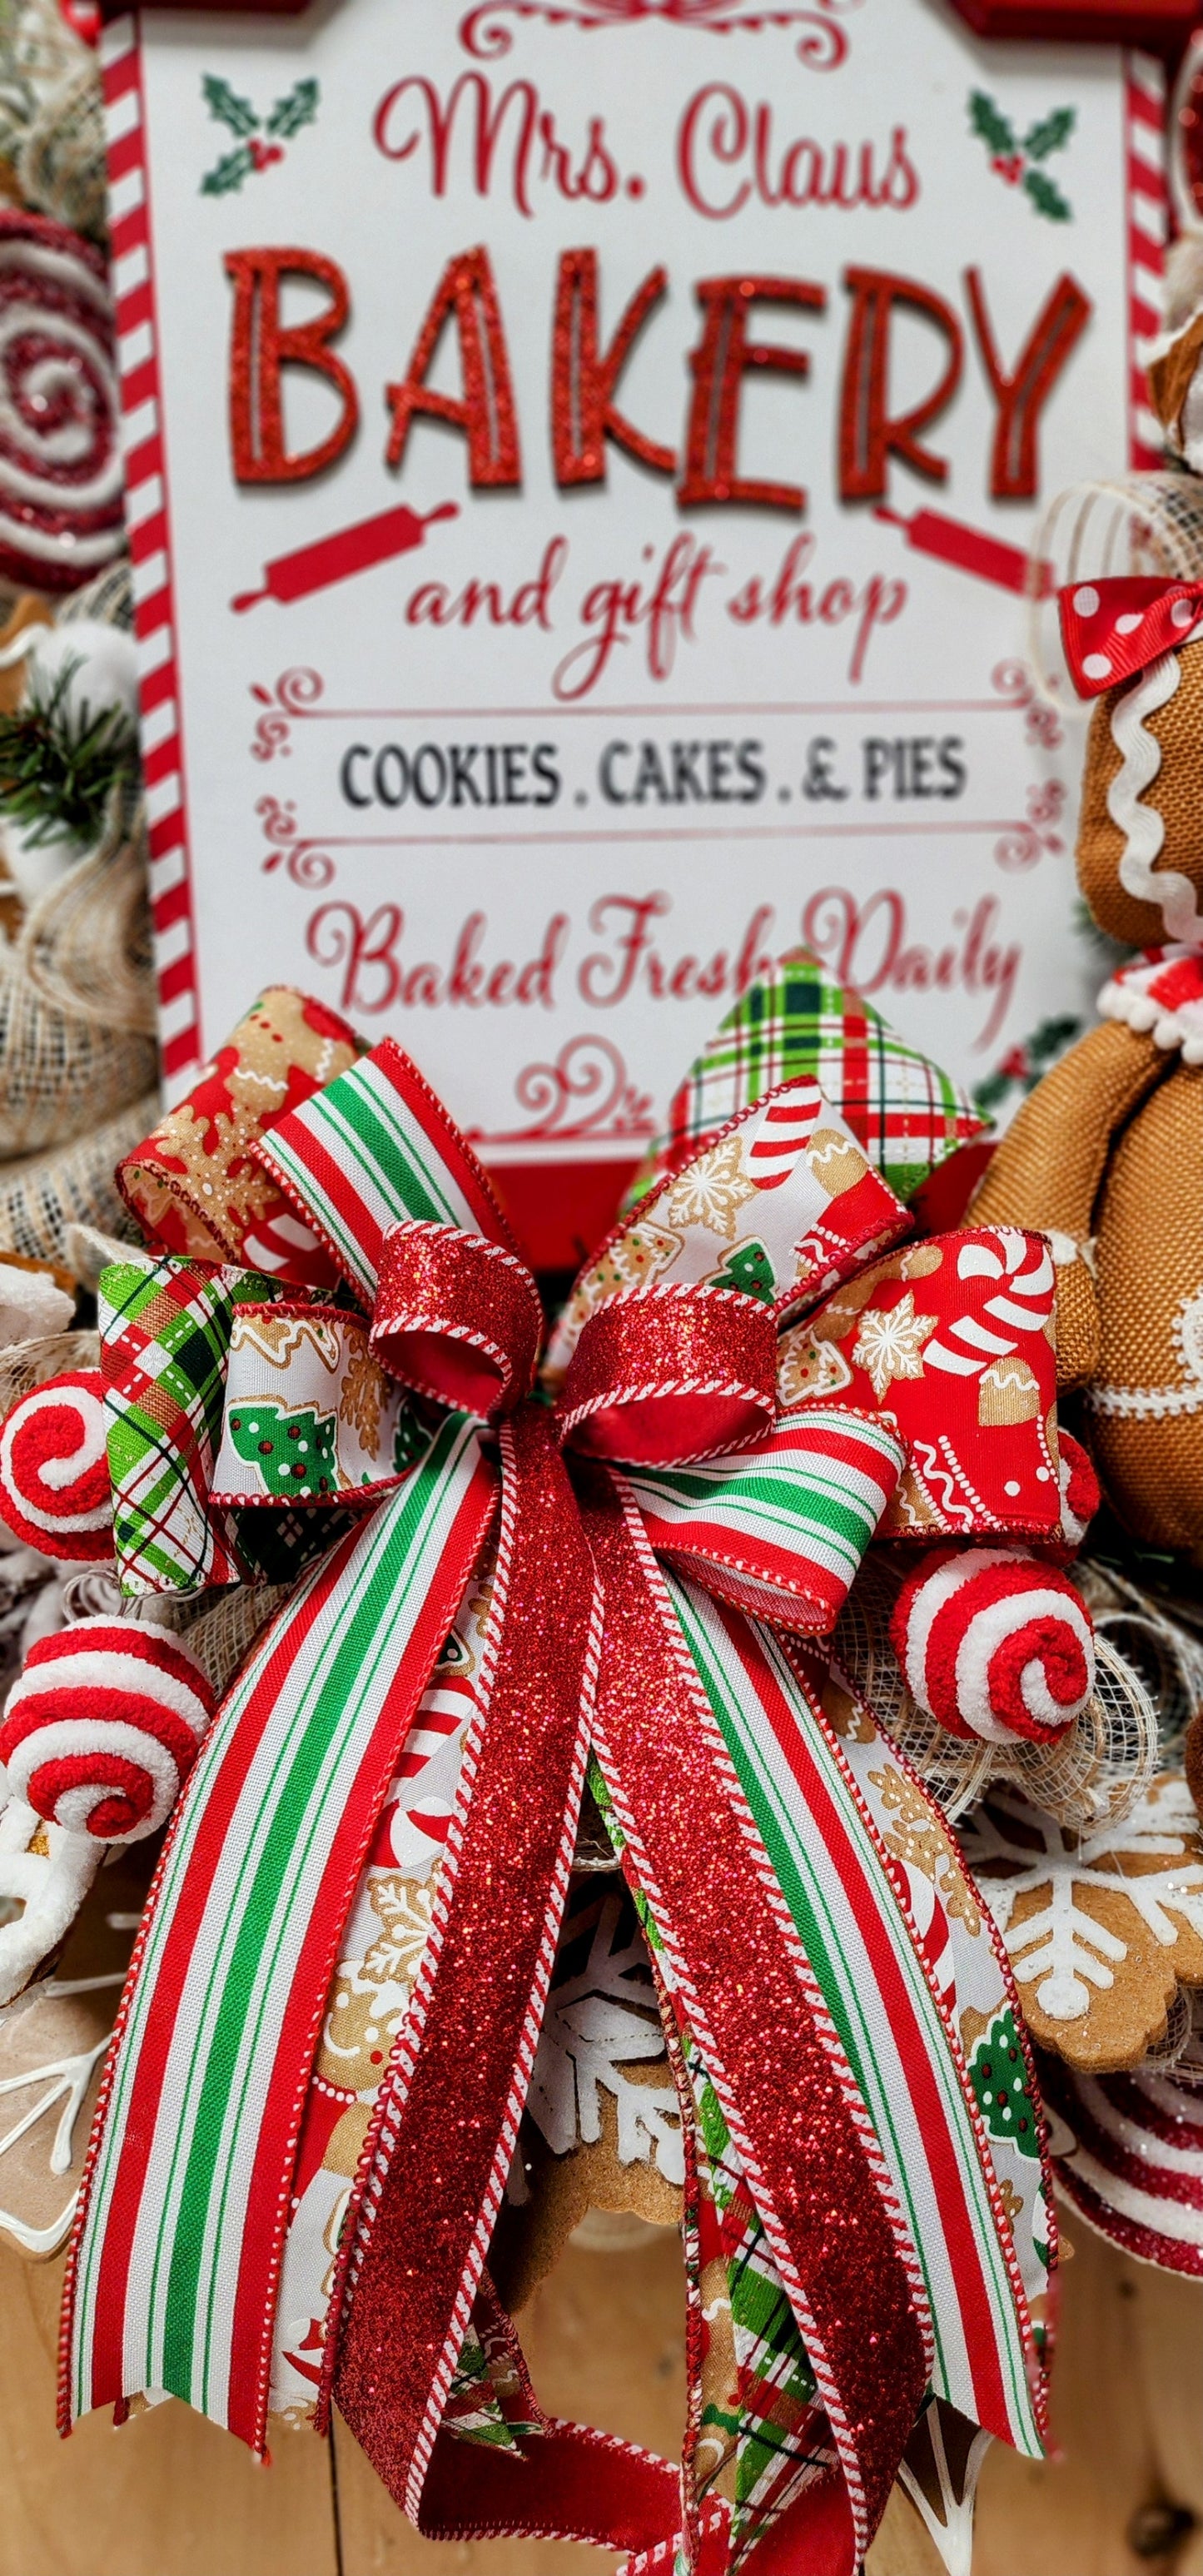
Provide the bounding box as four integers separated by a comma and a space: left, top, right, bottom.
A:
99, 17, 1166, 1102
1126, 52, 1167, 471
101, 12, 201, 1093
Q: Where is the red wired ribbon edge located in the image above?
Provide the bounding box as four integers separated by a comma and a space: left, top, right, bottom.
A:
54, 1022, 1051, 2576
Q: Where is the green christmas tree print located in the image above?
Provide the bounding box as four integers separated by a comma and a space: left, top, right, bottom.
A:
969, 2008, 1041, 2159
709, 1240, 776, 1303
226, 1402, 339, 1498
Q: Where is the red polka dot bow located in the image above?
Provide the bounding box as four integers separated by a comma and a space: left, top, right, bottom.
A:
1059, 576, 1203, 697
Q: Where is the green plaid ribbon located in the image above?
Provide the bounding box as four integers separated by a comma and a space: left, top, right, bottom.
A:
101, 1257, 278, 1594
627, 953, 984, 1210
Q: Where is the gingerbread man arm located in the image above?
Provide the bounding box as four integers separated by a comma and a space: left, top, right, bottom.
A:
969, 1020, 1166, 1390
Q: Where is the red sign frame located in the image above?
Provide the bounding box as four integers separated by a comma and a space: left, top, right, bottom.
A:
103, 0, 1199, 37
950, 0, 1196, 46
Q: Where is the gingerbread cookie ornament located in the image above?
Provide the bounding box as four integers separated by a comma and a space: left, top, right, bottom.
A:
972, 550, 1203, 1562
962, 1775, 1203, 2071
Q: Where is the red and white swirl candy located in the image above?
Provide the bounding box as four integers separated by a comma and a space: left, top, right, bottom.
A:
0, 1619, 216, 1842
0, 1369, 112, 1559
890, 1546, 1096, 1744
0, 211, 122, 592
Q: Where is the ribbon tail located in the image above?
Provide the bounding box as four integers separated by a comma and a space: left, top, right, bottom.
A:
62, 1415, 496, 2448
682, 1590, 1052, 2460
332, 1407, 603, 2522
579, 1468, 930, 2564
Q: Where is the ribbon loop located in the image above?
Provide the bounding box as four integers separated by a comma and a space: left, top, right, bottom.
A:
212, 1300, 415, 1506
254, 1038, 524, 1305
370, 1221, 543, 1419
557, 1281, 778, 1465
624, 1405, 906, 1631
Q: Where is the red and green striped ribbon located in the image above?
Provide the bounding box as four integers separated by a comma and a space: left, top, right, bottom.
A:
63, 1411, 495, 2449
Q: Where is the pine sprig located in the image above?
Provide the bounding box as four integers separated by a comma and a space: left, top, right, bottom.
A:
1024, 105, 1075, 160
201, 141, 257, 196
266, 77, 318, 140
0, 659, 138, 850
969, 90, 1016, 156
201, 73, 259, 137
1025, 166, 1071, 221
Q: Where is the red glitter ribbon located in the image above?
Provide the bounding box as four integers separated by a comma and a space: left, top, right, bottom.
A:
556, 1279, 778, 1462
579, 1470, 928, 2549
331, 1407, 600, 2500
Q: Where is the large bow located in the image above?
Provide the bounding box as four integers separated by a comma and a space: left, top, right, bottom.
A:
57, 1009, 1052, 2574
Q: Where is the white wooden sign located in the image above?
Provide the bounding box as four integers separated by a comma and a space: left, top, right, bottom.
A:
104, 0, 1163, 1256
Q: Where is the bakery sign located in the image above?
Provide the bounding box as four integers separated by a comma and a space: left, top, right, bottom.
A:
103, 0, 1164, 1253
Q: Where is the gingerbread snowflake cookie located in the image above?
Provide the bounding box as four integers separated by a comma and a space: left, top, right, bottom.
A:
960, 1773, 1203, 2071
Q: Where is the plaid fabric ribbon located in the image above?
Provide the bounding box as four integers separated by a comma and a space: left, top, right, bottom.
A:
51, 1004, 1052, 2575
627, 950, 986, 1211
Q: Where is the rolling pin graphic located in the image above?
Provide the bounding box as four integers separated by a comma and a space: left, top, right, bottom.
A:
231, 499, 460, 613
874, 503, 1053, 600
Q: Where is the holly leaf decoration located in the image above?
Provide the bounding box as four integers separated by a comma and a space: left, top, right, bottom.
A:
201, 142, 257, 196
201, 73, 259, 137
1025, 166, 1072, 222
266, 77, 319, 139
969, 89, 1016, 157
1024, 105, 1075, 161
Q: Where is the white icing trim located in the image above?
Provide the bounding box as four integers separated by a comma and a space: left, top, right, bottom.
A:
1107, 652, 1203, 942
1087, 1380, 1203, 1420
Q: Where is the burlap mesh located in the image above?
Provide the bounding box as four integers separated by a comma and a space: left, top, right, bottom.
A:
179, 1583, 295, 1700
14, 52, 106, 239
1076, 636, 1203, 947
57, 563, 132, 634
0, 956, 154, 1153
0, 1087, 157, 1264
0, 0, 107, 243
0, 560, 155, 1159
0, 1325, 98, 1417
1090, 1064, 1203, 1558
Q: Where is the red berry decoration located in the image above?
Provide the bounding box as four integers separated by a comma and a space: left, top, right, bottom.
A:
0, 1369, 112, 1559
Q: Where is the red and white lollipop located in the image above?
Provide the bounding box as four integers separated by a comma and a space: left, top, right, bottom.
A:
891, 1545, 1096, 1744
0, 211, 122, 592
0, 1619, 216, 1842
0, 1368, 112, 1559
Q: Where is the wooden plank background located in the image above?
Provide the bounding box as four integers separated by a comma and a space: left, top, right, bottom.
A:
0, 2221, 1198, 2574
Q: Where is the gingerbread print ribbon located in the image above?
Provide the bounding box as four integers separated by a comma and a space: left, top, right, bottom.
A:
42, 1003, 1053, 2574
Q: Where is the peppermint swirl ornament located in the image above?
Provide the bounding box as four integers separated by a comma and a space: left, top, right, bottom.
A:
0, 211, 123, 592
0, 1369, 112, 1560
890, 1546, 1096, 1744
0, 1619, 216, 1842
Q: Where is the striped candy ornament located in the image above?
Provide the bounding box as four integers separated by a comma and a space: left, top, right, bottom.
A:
0, 1619, 216, 1841
1041, 2050, 1203, 2279
891, 1547, 1095, 1745
0, 1370, 112, 1561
